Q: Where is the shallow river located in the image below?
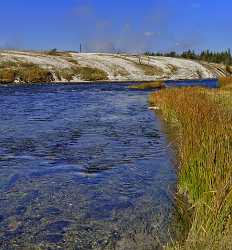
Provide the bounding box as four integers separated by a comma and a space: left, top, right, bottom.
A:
0, 80, 217, 249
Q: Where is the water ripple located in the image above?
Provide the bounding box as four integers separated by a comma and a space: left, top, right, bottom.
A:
0, 83, 177, 249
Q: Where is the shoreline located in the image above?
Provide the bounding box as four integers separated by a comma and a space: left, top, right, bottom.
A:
0, 78, 218, 87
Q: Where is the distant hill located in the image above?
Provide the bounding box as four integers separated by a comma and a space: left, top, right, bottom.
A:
0, 50, 228, 84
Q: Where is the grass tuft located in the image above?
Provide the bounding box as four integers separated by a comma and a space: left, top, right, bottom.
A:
129, 81, 165, 90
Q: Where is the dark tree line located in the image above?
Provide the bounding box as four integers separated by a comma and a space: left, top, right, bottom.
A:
145, 49, 232, 66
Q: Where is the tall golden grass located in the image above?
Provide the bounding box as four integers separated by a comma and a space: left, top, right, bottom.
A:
219, 77, 232, 89
149, 85, 232, 249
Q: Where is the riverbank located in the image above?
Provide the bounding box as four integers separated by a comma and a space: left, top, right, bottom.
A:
149, 78, 232, 249
0, 50, 228, 84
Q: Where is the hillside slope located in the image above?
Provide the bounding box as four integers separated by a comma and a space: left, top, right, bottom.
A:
0, 50, 228, 83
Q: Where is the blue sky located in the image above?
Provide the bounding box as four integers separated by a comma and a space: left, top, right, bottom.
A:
0, 0, 231, 52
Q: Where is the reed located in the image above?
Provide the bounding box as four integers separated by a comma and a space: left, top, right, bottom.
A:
149, 87, 232, 249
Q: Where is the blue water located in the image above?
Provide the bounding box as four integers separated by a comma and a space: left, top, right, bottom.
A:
0, 79, 218, 249
0, 83, 177, 249
165, 78, 219, 88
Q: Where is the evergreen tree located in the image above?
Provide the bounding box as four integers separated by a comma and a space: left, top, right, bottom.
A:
145, 49, 232, 66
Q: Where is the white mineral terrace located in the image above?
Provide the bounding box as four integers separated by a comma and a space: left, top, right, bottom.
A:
0, 50, 227, 82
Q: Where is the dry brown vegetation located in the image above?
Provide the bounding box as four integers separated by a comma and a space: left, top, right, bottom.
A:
0, 58, 109, 83
77, 66, 108, 81
129, 81, 165, 90
55, 66, 108, 82
117, 55, 164, 76
137, 63, 164, 76
149, 81, 232, 249
111, 65, 129, 77
44, 49, 72, 57
0, 69, 15, 83
0, 61, 53, 83
167, 64, 178, 75
219, 76, 232, 89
